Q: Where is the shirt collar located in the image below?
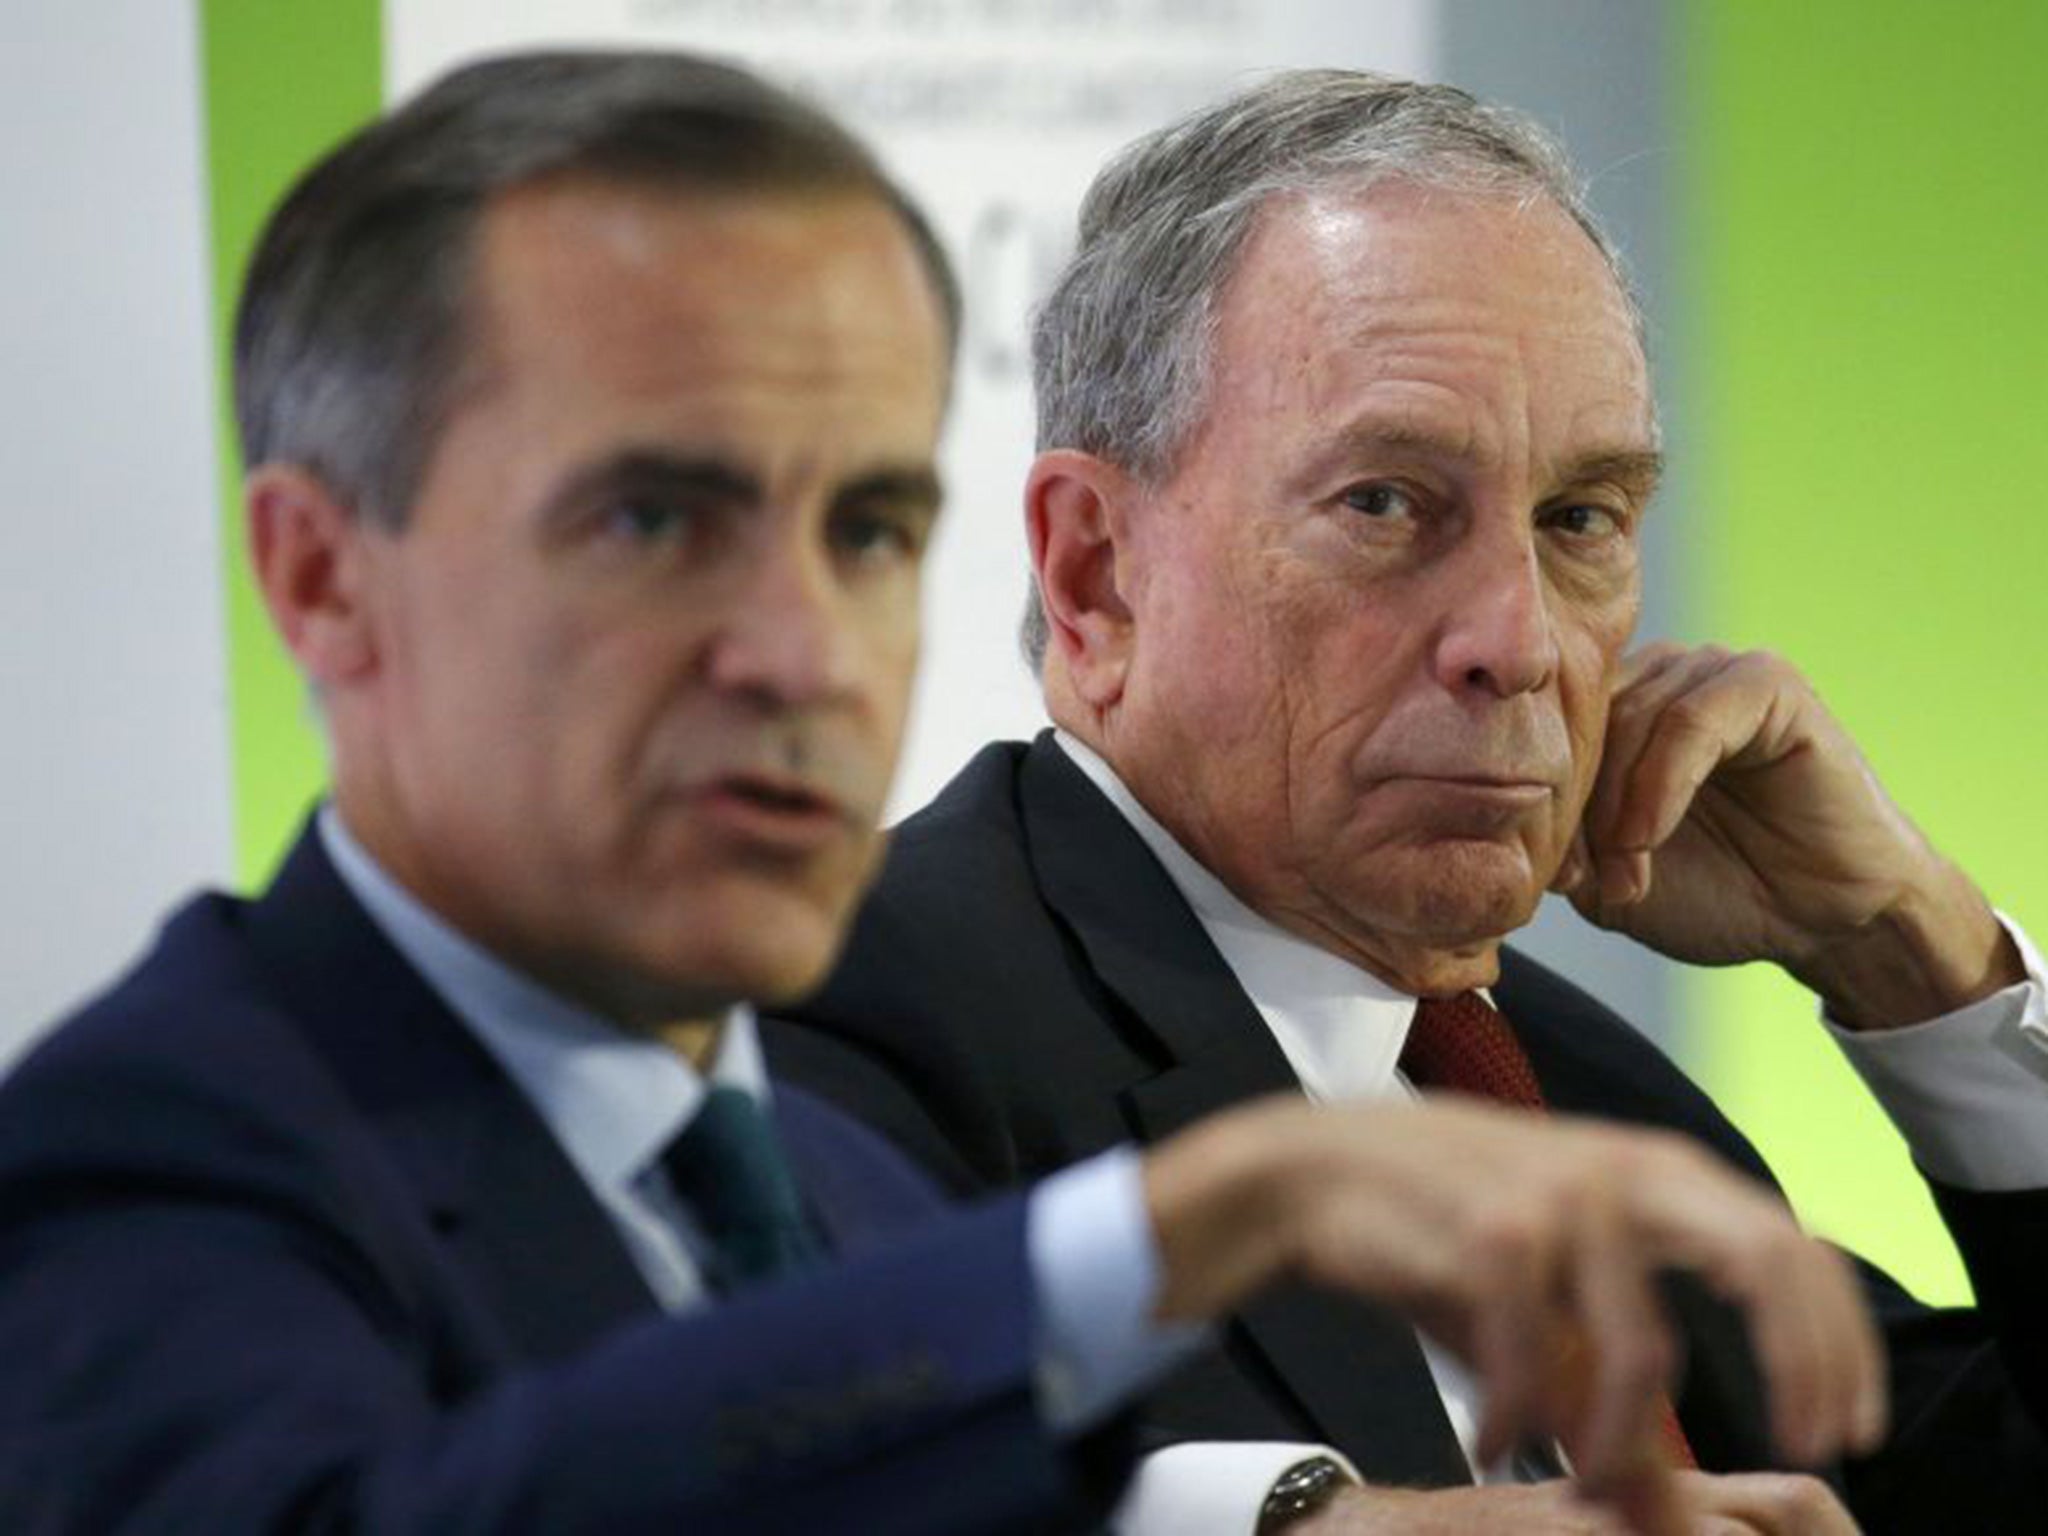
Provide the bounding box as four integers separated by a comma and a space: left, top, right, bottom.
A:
1053, 731, 1419, 1102
316, 807, 765, 1199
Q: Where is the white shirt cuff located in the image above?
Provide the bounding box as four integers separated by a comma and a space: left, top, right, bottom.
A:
1827, 914, 2048, 1190
1112, 1442, 1361, 1536
1027, 1144, 1206, 1432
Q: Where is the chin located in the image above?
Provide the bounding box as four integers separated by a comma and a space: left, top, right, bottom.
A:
672, 914, 846, 1009
1382, 842, 1545, 948
631, 858, 867, 998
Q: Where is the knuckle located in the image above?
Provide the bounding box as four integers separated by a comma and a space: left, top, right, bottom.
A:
1734, 645, 1807, 688
1467, 1204, 1545, 1269
1760, 1220, 1815, 1274
1759, 1471, 1832, 1513
1605, 1340, 1671, 1406
1720, 1228, 1790, 1297
1606, 1126, 1689, 1192
1659, 694, 1720, 739
1785, 1472, 1834, 1513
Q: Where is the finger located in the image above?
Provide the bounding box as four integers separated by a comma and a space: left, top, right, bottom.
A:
1470, 1212, 1555, 1466
1615, 639, 1693, 692
1614, 1143, 1869, 1470
1791, 1244, 1860, 1468
1620, 648, 1839, 862
1561, 1185, 1676, 1493
1590, 647, 1704, 848
1807, 1241, 1888, 1461
1685, 1470, 1862, 1535
1551, 822, 1594, 898
1754, 1253, 1829, 1467
1591, 1462, 1691, 1536
1583, 648, 1734, 901
1744, 1233, 1883, 1470
1600, 661, 1786, 891
1720, 1225, 1882, 1472
1848, 1260, 1890, 1453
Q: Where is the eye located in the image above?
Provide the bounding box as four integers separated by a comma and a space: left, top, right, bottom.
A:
829, 504, 929, 571
599, 496, 696, 546
1540, 503, 1626, 540
1340, 482, 1423, 521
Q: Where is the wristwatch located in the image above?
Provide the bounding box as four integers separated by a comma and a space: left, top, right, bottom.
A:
1255, 1454, 1353, 1533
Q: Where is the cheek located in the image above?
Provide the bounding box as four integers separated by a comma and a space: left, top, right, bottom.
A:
872, 609, 921, 725
844, 600, 922, 792
1556, 625, 1627, 811
1274, 599, 1413, 776
517, 617, 689, 831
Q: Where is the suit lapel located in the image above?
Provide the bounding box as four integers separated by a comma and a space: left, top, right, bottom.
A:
1019, 739, 1472, 1486
1019, 740, 1296, 1072
244, 825, 658, 1364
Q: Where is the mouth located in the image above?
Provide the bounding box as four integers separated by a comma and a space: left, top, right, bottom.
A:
693, 772, 856, 852
1365, 775, 1558, 830
1378, 774, 1555, 799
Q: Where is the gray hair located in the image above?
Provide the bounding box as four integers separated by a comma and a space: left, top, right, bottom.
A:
235, 50, 960, 530
1022, 68, 1631, 668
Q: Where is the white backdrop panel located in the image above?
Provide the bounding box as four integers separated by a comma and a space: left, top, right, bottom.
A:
0, 0, 230, 1062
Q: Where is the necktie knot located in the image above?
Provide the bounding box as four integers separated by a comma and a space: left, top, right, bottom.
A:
660, 1085, 819, 1291
1400, 990, 1547, 1109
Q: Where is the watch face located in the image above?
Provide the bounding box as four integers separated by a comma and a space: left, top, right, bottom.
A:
1258, 1456, 1351, 1533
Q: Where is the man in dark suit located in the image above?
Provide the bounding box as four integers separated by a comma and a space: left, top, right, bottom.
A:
0, 52, 1881, 1536
771, 71, 2048, 1533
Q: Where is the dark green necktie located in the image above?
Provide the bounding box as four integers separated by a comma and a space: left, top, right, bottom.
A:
660, 1086, 821, 1292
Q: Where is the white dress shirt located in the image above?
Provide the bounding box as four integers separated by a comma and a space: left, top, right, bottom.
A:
1056, 731, 2048, 1533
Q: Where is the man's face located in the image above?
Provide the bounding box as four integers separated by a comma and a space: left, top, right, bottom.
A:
1106, 181, 1655, 989
340, 180, 948, 1025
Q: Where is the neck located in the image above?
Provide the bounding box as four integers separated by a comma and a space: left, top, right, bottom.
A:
658, 1016, 725, 1072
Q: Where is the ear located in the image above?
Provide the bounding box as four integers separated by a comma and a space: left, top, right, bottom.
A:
245, 463, 381, 688
1026, 449, 1138, 708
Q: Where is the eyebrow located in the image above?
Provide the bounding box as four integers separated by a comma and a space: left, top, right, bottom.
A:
537, 451, 758, 529
537, 449, 944, 529
1302, 424, 1664, 500
1558, 450, 1665, 499
837, 465, 946, 524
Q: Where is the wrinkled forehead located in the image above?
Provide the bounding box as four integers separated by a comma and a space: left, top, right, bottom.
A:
1208, 180, 1655, 442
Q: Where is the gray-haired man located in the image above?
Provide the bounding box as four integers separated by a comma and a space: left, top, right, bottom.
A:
775, 69, 2048, 1533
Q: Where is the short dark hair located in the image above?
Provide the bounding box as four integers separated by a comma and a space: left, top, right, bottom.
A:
234, 50, 960, 529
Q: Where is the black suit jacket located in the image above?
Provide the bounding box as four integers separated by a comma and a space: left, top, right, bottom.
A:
0, 825, 1121, 1533
771, 735, 2048, 1532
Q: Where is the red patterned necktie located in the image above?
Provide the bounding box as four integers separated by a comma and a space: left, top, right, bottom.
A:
1400, 990, 1698, 1471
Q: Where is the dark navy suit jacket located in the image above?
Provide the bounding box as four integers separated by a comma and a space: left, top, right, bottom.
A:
771, 735, 2048, 1535
0, 827, 1115, 1533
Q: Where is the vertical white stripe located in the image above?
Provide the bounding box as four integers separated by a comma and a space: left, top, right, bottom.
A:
0, 0, 232, 1060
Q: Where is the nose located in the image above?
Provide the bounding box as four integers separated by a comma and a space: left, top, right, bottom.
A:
703, 536, 860, 708
1430, 529, 1559, 699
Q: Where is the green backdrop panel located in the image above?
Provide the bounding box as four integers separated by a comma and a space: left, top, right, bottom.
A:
1683, 0, 2048, 1304
201, 0, 382, 888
